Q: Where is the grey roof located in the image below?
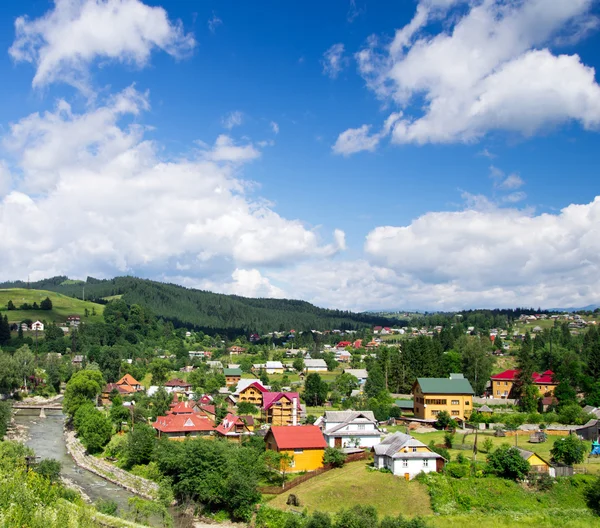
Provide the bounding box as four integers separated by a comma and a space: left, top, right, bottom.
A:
478, 405, 493, 413
395, 400, 414, 409
344, 369, 368, 379
325, 430, 382, 437
304, 359, 327, 368
449, 373, 464, 379
415, 377, 474, 395
373, 432, 443, 460
583, 406, 600, 418
324, 410, 376, 423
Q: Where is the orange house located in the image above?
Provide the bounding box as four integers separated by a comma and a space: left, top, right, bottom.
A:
238, 382, 268, 407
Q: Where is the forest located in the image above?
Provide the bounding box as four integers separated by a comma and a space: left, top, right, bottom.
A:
0, 276, 395, 335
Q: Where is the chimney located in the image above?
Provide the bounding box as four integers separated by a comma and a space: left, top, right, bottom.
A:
292, 397, 298, 426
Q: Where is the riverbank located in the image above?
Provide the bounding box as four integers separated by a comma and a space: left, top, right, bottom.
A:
64, 428, 159, 500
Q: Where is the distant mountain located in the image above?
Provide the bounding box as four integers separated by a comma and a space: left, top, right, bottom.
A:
547, 305, 599, 313
0, 276, 393, 335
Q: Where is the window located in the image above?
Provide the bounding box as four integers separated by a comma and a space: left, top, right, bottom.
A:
431, 410, 440, 416
451, 411, 459, 416
496, 390, 500, 395
423, 459, 429, 468
402, 459, 408, 468
357, 424, 365, 430
425, 399, 447, 405
465, 401, 470, 406
294, 449, 303, 454
412, 447, 417, 452
505, 381, 508, 386
451, 400, 459, 405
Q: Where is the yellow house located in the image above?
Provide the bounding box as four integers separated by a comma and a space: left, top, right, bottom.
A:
516, 448, 551, 474
224, 368, 242, 387
412, 375, 474, 421
490, 369, 557, 399
237, 382, 268, 407
265, 425, 326, 472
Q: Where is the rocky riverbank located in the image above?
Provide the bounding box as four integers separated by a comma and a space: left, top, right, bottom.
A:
64, 428, 159, 500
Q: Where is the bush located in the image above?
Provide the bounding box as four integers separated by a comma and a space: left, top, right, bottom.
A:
323, 447, 347, 468
428, 441, 450, 462
557, 404, 587, 425
96, 499, 118, 516
237, 401, 258, 415
482, 438, 494, 453
34, 459, 61, 482
335, 505, 378, 528
486, 445, 530, 480
435, 411, 452, 430
444, 431, 454, 448
104, 433, 128, 459
585, 476, 600, 515
551, 435, 586, 465
445, 462, 469, 479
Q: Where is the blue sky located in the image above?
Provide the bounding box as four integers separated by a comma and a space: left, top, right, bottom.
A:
1, 0, 600, 311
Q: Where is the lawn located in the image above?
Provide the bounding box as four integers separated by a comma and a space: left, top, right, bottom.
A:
0, 288, 105, 325
266, 460, 433, 517
428, 512, 600, 528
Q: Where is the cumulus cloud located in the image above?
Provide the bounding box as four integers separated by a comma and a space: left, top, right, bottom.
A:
222, 111, 243, 130
0, 90, 344, 283
333, 112, 402, 155
9, 0, 195, 91
343, 0, 600, 150
322, 43, 347, 79
208, 12, 222, 33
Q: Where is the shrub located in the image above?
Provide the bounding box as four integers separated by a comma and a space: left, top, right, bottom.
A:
237, 401, 258, 415
428, 441, 450, 462
104, 433, 128, 459
34, 459, 61, 482
482, 438, 494, 453
486, 445, 530, 480
96, 499, 118, 516
444, 431, 454, 448
435, 411, 452, 430
585, 476, 600, 515
323, 447, 347, 468
551, 435, 586, 465
445, 462, 469, 479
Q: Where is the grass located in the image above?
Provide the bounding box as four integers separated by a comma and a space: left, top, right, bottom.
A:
428, 512, 600, 528
0, 288, 104, 324
266, 461, 433, 517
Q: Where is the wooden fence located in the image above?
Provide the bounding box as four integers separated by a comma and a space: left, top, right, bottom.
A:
259, 452, 369, 495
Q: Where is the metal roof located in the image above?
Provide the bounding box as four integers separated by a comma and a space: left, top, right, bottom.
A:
415, 377, 474, 395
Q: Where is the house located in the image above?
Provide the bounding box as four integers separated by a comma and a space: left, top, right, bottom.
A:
490, 369, 557, 399
101, 383, 132, 404
188, 351, 206, 359
152, 413, 214, 440
265, 425, 327, 472
71, 354, 84, 367
215, 413, 254, 442
237, 381, 268, 407
412, 375, 474, 421
516, 448, 551, 474
224, 368, 242, 387
336, 341, 352, 350
373, 432, 445, 479
207, 361, 223, 371
67, 315, 81, 327
265, 361, 284, 374
304, 359, 328, 373
576, 419, 600, 441
262, 392, 302, 426
228, 346, 246, 356
337, 350, 352, 362
31, 321, 44, 332
164, 378, 192, 393
320, 411, 383, 448
343, 369, 368, 384
116, 374, 143, 392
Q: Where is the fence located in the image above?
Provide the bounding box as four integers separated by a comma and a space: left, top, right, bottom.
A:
259, 451, 369, 495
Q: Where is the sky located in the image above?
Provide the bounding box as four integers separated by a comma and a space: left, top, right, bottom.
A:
1, 0, 600, 312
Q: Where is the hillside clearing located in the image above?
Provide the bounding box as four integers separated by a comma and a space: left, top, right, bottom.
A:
266, 461, 433, 517
0, 288, 104, 324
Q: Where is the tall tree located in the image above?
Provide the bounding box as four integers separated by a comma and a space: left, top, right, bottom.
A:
304, 373, 328, 406
457, 336, 494, 396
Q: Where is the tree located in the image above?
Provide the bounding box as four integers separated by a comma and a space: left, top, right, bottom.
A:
323, 447, 346, 468
334, 505, 378, 528
63, 369, 105, 418
150, 386, 172, 420
0, 315, 11, 345
458, 336, 495, 396
14, 345, 35, 391
304, 373, 328, 406
550, 435, 586, 465
435, 410, 452, 430
365, 363, 386, 399
0, 354, 19, 394
40, 297, 53, 310
7, 300, 15, 311
333, 373, 359, 397
292, 357, 305, 373
486, 445, 530, 480
516, 333, 537, 412
74, 404, 112, 453
148, 359, 171, 385
237, 401, 258, 415
45, 354, 62, 393
109, 404, 130, 432
124, 424, 156, 468
0, 401, 11, 438
34, 459, 61, 482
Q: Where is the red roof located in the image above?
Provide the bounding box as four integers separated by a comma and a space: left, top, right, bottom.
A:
242, 381, 268, 393
164, 378, 192, 388
103, 383, 131, 395
197, 394, 213, 404
169, 401, 196, 414
490, 369, 555, 384
215, 413, 249, 435
196, 403, 216, 416
373, 326, 383, 331
268, 425, 326, 450
337, 341, 352, 348
152, 413, 214, 433
262, 392, 301, 410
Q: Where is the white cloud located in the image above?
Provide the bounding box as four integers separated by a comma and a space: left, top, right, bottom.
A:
498, 174, 525, 191
346, 0, 600, 150
222, 111, 243, 130
347, 0, 364, 24
0, 90, 344, 283
502, 191, 527, 203
333, 112, 402, 155
322, 43, 347, 79
9, 0, 195, 92
208, 12, 222, 33
270, 121, 279, 134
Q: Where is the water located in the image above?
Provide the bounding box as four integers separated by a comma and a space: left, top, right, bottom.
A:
13, 409, 136, 513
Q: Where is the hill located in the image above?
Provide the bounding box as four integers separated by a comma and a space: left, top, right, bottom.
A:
0, 288, 105, 325
0, 276, 393, 335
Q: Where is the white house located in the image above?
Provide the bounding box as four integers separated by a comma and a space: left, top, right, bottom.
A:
31, 321, 44, 332
373, 432, 445, 479
343, 369, 368, 384
265, 361, 284, 374
319, 411, 383, 449
304, 359, 328, 373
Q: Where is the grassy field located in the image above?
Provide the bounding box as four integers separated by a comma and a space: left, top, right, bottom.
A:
429, 511, 600, 528
0, 288, 104, 325
266, 460, 433, 517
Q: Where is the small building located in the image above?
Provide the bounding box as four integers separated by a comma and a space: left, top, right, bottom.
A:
304, 359, 328, 373
67, 315, 81, 327
71, 354, 84, 367
320, 411, 383, 448
516, 448, 551, 474
152, 413, 214, 440
265, 361, 284, 374
164, 378, 192, 393
116, 374, 143, 392
224, 368, 243, 387
343, 369, 368, 384
412, 376, 474, 421
215, 413, 254, 442
265, 425, 327, 473
31, 321, 44, 332
373, 432, 445, 479
490, 369, 557, 399
576, 419, 600, 441
206, 361, 223, 371
228, 346, 246, 356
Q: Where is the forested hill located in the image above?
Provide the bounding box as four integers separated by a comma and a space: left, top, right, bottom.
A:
0, 276, 394, 335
